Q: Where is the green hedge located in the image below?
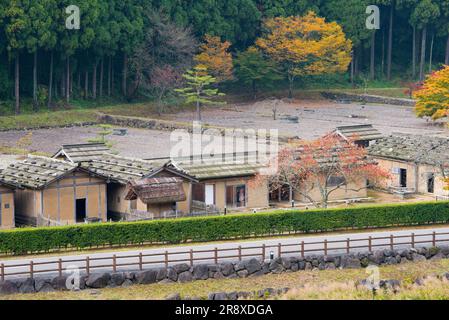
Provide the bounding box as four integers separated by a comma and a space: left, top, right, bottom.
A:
1, 201, 449, 255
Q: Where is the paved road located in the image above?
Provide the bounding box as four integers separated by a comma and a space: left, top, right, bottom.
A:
2, 226, 449, 280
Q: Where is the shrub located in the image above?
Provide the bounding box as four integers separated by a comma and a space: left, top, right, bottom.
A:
0, 201, 448, 254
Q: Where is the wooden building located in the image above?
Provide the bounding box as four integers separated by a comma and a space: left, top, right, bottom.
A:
368, 134, 449, 197
0, 182, 16, 229
53, 143, 111, 163
165, 154, 270, 213
0, 156, 108, 226
80, 154, 197, 220
331, 124, 383, 147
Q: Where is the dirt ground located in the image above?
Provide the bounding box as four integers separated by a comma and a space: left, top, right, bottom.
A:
0, 98, 447, 161
164, 98, 449, 139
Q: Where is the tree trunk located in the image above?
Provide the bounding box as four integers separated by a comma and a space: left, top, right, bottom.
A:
252, 80, 257, 100
370, 31, 376, 80
108, 56, 111, 96
33, 51, 38, 110
445, 34, 449, 65
381, 29, 385, 78
99, 58, 104, 99
287, 70, 294, 99
84, 71, 89, 99
429, 33, 434, 73
15, 54, 20, 115
48, 51, 53, 108
412, 26, 416, 79
111, 58, 114, 96
350, 50, 355, 86
196, 100, 201, 121
77, 72, 81, 91
387, 3, 394, 81
66, 57, 70, 103
419, 26, 427, 82
92, 61, 97, 99
61, 70, 65, 99
122, 53, 127, 97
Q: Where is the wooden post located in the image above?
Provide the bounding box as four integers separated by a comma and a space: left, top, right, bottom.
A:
190, 249, 194, 267
411, 233, 415, 248
139, 253, 143, 271
368, 237, 372, 253
346, 238, 350, 254
301, 241, 305, 258
113, 255, 117, 272
262, 244, 266, 260
86, 257, 90, 275
278, 243, 282, 258
58, 259, 63, 277
30, 261, 34, 279
390, 235, 394, 250
214, 247, 218, 264
238, 246, 242, 261
433, 231, 436, 247
324, 239, 328, 256
164, 251, 169, 268
1, 263, 4, 281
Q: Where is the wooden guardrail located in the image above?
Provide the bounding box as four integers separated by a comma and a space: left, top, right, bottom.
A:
1, 231, 448, 281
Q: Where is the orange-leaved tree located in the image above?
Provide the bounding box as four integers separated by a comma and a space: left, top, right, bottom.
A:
414, 65, 449, 121
195, 35, 234, 82
252, 135, 390, 208
255, 12, 352, 98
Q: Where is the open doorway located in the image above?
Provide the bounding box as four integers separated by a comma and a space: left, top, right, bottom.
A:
76, 199, 87, 223
400, 169, 407, 188
427, 173, 435, 193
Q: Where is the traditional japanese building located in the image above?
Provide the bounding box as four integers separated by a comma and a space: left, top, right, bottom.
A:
368, 134, 449, 196
0, 156, 108, 226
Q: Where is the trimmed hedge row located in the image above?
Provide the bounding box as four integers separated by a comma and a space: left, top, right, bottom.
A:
1, 201, 449, 254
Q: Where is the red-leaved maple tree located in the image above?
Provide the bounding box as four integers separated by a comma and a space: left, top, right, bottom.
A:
254, 135, 390, 208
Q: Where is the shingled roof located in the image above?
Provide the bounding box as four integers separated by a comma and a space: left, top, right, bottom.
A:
368, 134, 449, 166
169, 154, 265, 180
0, 156, 79, 189
80, 154, 168, 184
333, 125, 383, 142
124, 177, 186, 204
53, 143, 111, 163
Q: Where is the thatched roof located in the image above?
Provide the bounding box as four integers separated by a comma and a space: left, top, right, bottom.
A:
0, 156, 79, 189
53, 143, 111, 163
333, 125, 383, 142
368, 134, 449, 166
124, 177, 186, 204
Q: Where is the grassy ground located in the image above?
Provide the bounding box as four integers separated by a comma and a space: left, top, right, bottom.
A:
4, 259, 449, 300
0, 84, 408, 131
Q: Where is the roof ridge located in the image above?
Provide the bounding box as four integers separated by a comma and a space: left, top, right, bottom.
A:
26, 155, 77, 166
103, 153, 166, 165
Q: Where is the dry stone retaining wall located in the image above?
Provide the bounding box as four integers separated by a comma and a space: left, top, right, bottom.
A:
321, 92, 415, 107
1, 245, 447, 296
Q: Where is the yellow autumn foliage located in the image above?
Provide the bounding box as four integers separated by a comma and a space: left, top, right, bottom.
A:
414, 65, 449, 121
255, 12, 352, 83
194, 35, 234, 82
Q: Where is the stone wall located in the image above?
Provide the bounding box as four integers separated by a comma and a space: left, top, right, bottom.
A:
321, 92, 416, 107
97, 113, 291, 143
1, 245, 447, 296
